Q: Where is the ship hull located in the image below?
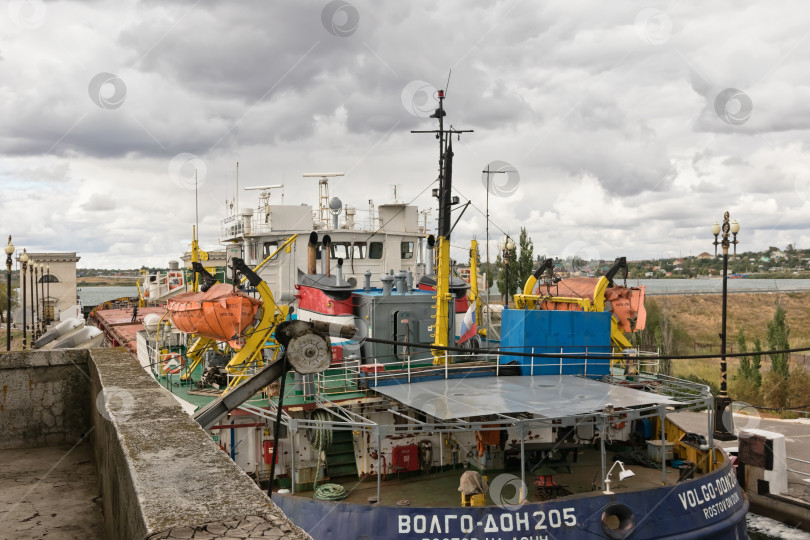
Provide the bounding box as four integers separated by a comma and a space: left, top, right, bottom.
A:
274, 458, 747, 540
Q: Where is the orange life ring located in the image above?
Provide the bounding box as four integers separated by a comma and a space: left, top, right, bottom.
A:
611, 421, 627, 431
161, 353, 184, 375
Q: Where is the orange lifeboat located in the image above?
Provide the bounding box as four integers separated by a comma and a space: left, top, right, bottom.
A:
536, 277, 647, 332
167, 283, 262, 342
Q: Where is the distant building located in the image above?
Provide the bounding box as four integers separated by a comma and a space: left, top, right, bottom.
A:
16, 252, 80, 323
697, 252, 713, 260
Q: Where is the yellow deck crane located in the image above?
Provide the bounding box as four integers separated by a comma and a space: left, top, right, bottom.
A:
178, 235, 297, 392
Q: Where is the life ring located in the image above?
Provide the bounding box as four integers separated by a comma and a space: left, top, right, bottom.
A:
611, 421, 627, 431
161, 353, 184, 375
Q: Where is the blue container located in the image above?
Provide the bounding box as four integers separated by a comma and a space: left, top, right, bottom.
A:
499, 309, 612, 377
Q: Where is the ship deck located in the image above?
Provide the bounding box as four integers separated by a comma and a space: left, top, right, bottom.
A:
291, 444, 691, 507
92, 306, 167, 355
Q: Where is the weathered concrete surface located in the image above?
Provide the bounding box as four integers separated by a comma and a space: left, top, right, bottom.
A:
0, 349, 91, 450
87, 348, 310, 539
0, 442, 104, 539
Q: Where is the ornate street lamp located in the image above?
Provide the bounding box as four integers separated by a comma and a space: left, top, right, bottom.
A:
38, 263, 45, 333
499, 236, 516, 307
19, 249, 28, 349
712, 211, 740, 441
46, 265, 50, 326
4, 236, 14, 351
29, 261, 36, 341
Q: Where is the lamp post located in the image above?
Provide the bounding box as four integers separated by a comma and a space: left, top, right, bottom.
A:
499, 236, 515, 307
712, 211, 740, 441
4, 236, 14, 351
29, 261, 36, 341
19, 249, 28, 349
38, 264, 45, 333
46, 265, 50, 326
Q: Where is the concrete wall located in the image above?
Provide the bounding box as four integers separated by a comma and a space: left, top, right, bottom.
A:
87, 348, 310, 540
1, 348, 310, 539
0, 349, 91, 450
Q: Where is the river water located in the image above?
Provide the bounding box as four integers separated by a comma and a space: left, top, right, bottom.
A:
628, 278, 810, 296
78, 286, 139, 306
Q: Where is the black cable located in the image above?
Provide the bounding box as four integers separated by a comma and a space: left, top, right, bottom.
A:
363, 336, 810, 362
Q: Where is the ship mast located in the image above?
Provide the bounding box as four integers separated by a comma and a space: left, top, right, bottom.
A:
412, 90, 472, 364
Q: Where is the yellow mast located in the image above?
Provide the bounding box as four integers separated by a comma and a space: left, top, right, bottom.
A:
469, 239, 483, 337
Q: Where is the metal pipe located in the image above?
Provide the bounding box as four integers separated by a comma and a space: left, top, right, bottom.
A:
600, 415, 607, 490
322, 235, 332, 277
364, 270, 371, 292
376, 427, 382, 504
520, 422, 526, 500
308, 232, 318, 275
660, 406, 666, 484
336, 258, 344, 285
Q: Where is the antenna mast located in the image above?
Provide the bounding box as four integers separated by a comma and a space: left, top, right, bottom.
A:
412, 89, 473, 365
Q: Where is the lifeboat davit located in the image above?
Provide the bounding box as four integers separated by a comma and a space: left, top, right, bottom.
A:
536, 277, 646, 332
167, 283, 262, 341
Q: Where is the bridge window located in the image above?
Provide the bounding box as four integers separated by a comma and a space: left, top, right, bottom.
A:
369, 242, 383, 259
352, 242, 366, 259
330, 242, 351, 260
401, 241, 414, 259
262, 242, 279, 260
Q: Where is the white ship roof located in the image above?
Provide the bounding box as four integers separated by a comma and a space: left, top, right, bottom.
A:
373, 375, 678, 420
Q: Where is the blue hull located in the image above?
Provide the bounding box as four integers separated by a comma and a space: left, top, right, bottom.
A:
275, 459, 748, 539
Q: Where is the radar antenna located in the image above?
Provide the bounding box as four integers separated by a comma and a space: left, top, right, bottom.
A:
303, 172, 345, 228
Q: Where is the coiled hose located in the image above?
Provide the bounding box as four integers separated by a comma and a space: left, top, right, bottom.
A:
309, 409, 346, 500
314, 483, 347, 500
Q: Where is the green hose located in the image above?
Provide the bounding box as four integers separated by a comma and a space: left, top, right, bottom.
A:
314, 483, 348, 501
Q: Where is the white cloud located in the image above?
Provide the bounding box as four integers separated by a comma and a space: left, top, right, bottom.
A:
1, 0, 809, 268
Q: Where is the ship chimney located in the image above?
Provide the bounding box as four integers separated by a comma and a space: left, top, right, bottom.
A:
381, 272, 394, 296
336, 258, 344, 285
395, 271, 407, 293
364, 270, 372, 292
322, 235, 332, 277
308, 232, 318, 275
425, 234, 436, 275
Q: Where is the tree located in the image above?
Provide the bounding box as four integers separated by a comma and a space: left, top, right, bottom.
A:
515, 227, 534, 290
735, 328, 751, 382
751, 338, 762, 389
495, 247, 519, 304
766, 303, 790, 378
0, 282, 17, 323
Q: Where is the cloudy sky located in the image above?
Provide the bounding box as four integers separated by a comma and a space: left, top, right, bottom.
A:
2, 0, 809, 269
